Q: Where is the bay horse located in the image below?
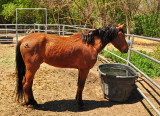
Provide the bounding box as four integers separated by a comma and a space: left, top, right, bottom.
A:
16, 24, 128, 108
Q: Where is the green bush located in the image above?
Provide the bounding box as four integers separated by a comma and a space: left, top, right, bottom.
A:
133, 14, 160, 37
99, 49, 160, 78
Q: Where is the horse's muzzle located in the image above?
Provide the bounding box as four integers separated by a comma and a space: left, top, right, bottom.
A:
123, 47, 128, 53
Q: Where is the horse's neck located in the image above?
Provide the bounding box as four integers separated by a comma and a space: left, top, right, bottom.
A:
93, 37, 105, 53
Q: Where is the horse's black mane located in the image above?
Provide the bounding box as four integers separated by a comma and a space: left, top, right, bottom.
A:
82, 25, 123, 47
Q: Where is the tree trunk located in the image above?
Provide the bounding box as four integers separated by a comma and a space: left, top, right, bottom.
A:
66, 6, 74, 25
102, 0, 107, 26
102, 13, 107, 26
125, 12, 131, 40
73, 0, 92, 26
155, 1, 160, 37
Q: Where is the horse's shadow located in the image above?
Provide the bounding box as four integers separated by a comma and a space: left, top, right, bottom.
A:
36, 88, 143, 112
36, 99, 113, 112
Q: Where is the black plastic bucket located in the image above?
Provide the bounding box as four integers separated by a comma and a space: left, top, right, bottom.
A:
98, 63, 138, 102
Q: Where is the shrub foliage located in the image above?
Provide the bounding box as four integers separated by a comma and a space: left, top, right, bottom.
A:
100, 49, 160, 78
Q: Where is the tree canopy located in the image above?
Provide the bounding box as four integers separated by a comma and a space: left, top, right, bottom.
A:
0, 0, 160, 37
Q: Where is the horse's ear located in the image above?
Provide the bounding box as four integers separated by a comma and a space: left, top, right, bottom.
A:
117, 24, 124, 31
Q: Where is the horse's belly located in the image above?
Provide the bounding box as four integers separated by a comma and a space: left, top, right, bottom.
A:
43, 57, 78, 68
43, 56, 96, 69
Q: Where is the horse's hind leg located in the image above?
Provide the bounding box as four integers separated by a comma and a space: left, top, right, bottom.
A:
22, 65, 40, 107
76, 69, 89, 108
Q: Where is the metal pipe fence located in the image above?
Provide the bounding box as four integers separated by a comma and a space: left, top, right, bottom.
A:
0, 23, 160, 114
0, 24, 92, 43
98, 34, 160, 115
126, 34, 160, 89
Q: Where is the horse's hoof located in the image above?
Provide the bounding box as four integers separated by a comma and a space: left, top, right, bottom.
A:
78, 104, 85, 110
78, 102, 84, 110
75, 97, 85, 110
21, 102, 38, 109
27, 104, 34, 108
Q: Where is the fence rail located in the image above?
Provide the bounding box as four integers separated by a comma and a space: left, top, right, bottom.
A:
99, 34, 160, 115
0, 24, 92, 43
0, 23, 160, 115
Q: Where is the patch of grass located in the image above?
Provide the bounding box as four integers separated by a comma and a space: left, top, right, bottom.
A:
151, 44, 160, 61
99, 49, 160, 78
0, 49, 15, 66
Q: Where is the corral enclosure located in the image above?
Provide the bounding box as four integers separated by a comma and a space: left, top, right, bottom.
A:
0, 2, 160, 115
0, 19, 160, 115
0, 35, 160, 115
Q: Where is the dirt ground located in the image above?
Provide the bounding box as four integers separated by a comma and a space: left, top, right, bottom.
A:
0, 42, 160, 116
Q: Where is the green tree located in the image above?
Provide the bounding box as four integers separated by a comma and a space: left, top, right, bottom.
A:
118, 0, 141, 36
1, 0, 45, 24
133, 0, 160, 37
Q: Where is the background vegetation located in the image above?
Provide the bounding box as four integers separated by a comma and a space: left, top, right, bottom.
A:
100, 48, 160, 78
0, 0, 160, 37
0, 0, 159, 78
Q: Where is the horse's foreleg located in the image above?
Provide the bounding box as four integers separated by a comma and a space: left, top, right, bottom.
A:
76, 69, 89, 108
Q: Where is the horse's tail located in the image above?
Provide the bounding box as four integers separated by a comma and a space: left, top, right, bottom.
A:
16, 42, 26, 102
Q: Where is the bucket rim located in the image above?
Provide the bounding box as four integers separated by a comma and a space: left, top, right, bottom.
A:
97, 63, 138, 78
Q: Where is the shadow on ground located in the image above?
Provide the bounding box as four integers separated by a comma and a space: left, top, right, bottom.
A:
36, 99, 113, 112
36, 88, 143, 112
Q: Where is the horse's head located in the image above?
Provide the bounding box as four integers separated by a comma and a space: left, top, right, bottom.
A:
81, 24, 129, 53
111, 24, 128, 53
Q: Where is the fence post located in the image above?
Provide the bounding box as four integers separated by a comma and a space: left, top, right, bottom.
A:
63, 25, 65, 37
24, 25, 26, 36
45, 8, 47, 33
59, 25, 61, 36
16, 8, 18, 43
38, 24, 40, 32
5, 25, 7, 37
34, 23, 35, 33
127, 35, 134, 65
